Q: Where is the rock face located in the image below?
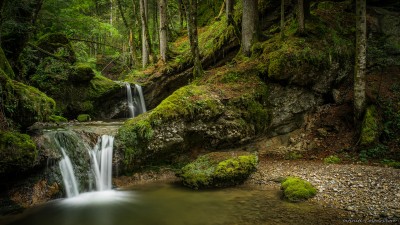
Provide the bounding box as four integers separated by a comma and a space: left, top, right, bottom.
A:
116, 82, 270, 171
176, 152, 258, 189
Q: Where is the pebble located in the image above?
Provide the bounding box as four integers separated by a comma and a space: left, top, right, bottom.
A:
248, 160, 400, 220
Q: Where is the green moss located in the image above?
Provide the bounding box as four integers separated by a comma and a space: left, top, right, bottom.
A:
49, 115, 68, 123
2, 80, 56, 128
285, 151, 303, 160
281, 177, 317, 202
0, 48, 15, 79
77, 114, 91, 122
69, 64, 95, 83
0, 131, 37, 174
176, 152, 258, 189
360, 105, 381, 145
323, 155, 341, 164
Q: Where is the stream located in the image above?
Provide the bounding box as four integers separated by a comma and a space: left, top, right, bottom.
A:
1, 182, 349, 225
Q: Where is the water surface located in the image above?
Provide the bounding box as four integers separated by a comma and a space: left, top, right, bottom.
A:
1, 183, 349, 225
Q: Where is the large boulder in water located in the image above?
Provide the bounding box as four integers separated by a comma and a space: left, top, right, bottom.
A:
176, 152, 258, 189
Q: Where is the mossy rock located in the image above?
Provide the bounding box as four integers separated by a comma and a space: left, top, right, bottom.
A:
176, 152, 258, 189
77, 114, 91, 122
0, 131, 38, 175
1, 76, 56, 128
360, 105, 381, 145
281, 177, 317, 202
49, 115, 68, 123
69, 64, 95, 83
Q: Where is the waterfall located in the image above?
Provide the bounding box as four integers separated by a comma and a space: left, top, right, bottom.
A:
125, 83, 147, 118
126, 83, 135, 118
134, 84, 147, 114
89, 135, 114, 191
54, 130, 115, 197
59, 147, 79, 198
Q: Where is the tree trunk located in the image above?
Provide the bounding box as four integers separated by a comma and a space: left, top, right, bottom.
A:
159, 0, 168, 62
116, 0, 137, 67
280, 0, 284, 40
177, 0, 185, 30
304, 0, 310, 19
183, 0, 203, 77
140, 0, 151, 68
226, 0, 234, 25
354, 0, 366, 121
241, 0, 258, 57
297, 0, 305, 34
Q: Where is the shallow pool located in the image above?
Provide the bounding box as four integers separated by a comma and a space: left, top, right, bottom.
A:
1, 182, 349, 225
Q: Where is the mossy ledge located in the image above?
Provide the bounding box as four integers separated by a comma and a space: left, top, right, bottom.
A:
281, 177, 317, 202
115, 80, 270, 172
0, 131, 38, 175
176, 152, 258, 189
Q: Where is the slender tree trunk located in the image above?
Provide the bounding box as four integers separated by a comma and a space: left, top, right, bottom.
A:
242, 0, 258, 57
159, 0, 168, 62
226, 0, 234, 25
140, 0, 151, 68
177, 0, 185, 30
297, 0, 305, 34
110, 0, 113, 25
152, 2, 157, 50
117, 0, 137, 67
183, 0, 203, 77
280, 0, 284, 40
304, 0, 310, 19
354, 0, 366, 121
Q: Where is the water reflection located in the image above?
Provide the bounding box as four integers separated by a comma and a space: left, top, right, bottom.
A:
1, 183, 349, 225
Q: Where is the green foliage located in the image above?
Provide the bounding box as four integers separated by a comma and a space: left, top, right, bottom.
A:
359, 144, 389, 162
281, 177, 317, 202
360, 105, 381, 145
0, 131, 37, 174
77, 114, 91, 122
381, 159, 400, 169
69, 63, 95, 83
176, 152, 258, 189
323, 155, 341, 164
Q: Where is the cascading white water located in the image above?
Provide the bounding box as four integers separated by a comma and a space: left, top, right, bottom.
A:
59, 147, 80, 198
125, 83, 147, 118
57, 132, 115, 197
126, 83, 135, 118
89, 135, 114, 191
134, 84, 147, 114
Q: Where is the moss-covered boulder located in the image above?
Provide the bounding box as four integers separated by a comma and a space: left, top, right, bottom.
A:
176, 152, 258, 189
69, 64, 95, 83
77, 114, 91, 122
6, 81, 56, 128
281, 177, 317, 202
360, 105, 381, 145
1, 66, 56, 128
49, 115, 68, 123
0, 131, 38, 175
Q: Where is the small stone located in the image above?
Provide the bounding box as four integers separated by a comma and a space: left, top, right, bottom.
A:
346, 206, 355, 211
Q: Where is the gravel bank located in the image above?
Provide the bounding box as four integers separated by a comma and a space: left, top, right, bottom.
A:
248, 159, 400, 220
